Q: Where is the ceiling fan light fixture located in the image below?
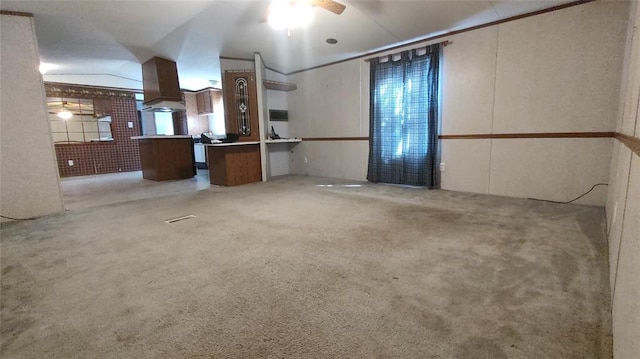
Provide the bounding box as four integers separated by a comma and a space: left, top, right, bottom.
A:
39, 62, 57, 74
57, 100, 73, 120
57, 110, 73, 120
268, 0, 314, 30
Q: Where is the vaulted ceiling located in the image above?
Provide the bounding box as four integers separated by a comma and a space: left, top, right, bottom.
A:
1, 0, 575, 91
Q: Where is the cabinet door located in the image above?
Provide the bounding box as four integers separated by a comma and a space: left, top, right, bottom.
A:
196, 92, 205, 114
223, 71, 259, 142
203, 91, 213, 114
172, 111, 188, 135
196, 91, 214, 115
93, 98, 111, 118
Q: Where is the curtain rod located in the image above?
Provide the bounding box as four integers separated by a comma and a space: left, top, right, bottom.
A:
364, 40, 451, 63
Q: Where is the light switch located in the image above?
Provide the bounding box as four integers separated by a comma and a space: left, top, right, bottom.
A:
127, 122, 134, 128
68, 160, 74, 166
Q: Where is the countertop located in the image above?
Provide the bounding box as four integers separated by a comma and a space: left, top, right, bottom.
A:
204, 141, 260, 147
131, 135, 193, 140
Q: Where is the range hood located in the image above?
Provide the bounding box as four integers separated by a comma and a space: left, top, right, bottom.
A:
142, 56, 185, 112
141, 100, 186, 113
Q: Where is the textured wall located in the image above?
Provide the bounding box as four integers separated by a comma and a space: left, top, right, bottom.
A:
0, 13, 64, 219
265, 69, 293, 177
440, 0, 627, 205
287, 1, 628, 205
54, 96, 141, 177
288, 60, 369, 181
606, 2, 640, 358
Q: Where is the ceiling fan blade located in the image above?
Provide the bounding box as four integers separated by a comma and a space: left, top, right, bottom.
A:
309, 0, 346, 15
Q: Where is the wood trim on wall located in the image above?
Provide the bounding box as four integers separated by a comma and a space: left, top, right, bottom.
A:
0, 10, 34, 17
297, 132, 640, 158
302, 137, 369, 141
438, 131, 639, 157
438, 132, 615, 140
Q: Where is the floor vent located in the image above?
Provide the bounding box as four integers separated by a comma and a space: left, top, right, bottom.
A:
165, 215, 196, 224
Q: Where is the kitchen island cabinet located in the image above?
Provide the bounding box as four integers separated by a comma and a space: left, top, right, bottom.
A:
132, 135, 195, 181
205, 142, 261, 186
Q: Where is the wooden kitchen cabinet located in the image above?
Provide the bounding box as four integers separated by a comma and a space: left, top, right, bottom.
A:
196, 91, 213, 114
206, 143, 261, 186
133, 136, 195, 181
195, 89, 221, 115
93, 98, 111, 118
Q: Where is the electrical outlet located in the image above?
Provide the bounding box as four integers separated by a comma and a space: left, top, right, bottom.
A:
439, 162, 445, 172
127, 122, 134, 128
304, 157, 308, 164
68, 160, 74, 166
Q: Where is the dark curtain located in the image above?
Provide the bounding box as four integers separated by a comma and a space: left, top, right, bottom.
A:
367, 44, 441, 188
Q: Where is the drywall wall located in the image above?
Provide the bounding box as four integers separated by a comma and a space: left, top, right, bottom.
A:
288, 59, 369, 181
255, 53, 269, 181
483, 2, 626, 204
439, 26, 497, 194
220, 58, 255, 72
0, 13, 64, 219
287, 1, 628, 205
605, 2, 640, 358
265, 69, 294, 177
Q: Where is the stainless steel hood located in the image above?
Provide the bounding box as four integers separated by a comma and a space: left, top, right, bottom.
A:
141, 100, 186, 113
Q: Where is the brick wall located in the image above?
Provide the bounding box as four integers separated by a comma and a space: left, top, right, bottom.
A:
53, 93, 142, 177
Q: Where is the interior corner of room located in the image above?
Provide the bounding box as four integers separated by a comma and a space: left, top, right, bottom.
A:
1, 1, 639, 358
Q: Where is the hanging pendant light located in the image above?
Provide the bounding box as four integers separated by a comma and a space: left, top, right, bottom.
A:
57, 100, 73, 120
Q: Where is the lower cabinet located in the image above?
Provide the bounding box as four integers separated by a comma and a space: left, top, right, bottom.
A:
206, 144, 261, 186
137, 137, 195, 181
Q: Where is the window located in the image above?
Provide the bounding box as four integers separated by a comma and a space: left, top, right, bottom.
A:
154, 112, 174, 136
367, 44, 441, 188
48, 97, 113, 143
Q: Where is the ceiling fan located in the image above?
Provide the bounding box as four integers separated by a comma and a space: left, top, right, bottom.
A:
266, 0, 346, 31
308, 0, 346, 15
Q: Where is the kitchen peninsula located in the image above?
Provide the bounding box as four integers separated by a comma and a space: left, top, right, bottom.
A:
205, 142, 261, 186
132, 135, 195, 181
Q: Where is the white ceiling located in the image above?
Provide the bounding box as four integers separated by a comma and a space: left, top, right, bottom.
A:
1, 0, 574, 91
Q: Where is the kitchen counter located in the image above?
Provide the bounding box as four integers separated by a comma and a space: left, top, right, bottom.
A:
265, 138, 302, 144
131, 135, 192, 140
204, 141, 260, 147
132, 136, 195, 181
205, 142, 261, 186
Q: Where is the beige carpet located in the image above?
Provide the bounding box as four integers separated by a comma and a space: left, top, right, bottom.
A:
1, 175, 612, 358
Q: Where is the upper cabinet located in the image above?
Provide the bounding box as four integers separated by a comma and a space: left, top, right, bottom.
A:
196, 89, 221, 115
93, 98, 111, 119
